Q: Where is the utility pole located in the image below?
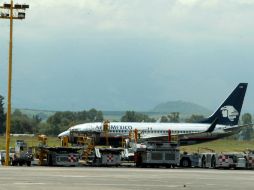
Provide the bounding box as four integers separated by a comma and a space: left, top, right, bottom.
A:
0, 1, 29, 166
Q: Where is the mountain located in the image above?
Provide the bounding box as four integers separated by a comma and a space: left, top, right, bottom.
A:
152, 100, 211, 115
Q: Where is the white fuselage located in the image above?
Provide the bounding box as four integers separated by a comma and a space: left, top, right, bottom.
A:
59, 122, 227, 138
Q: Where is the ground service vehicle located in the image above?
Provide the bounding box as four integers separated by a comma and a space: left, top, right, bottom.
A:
135, 141, 180, 168
216, 153, 246, 169
92, 148, 123, 166
180, 152, 200, 167
11, 140, 33, 166
122, 148, 135, 161
199, 152, 217, 168
245, 150, 254, 169
0, 148, 15, 165
36, 147, 81, 166
0, 140, 33, 166
35, 135, 81, 166
180, 151, 247, 169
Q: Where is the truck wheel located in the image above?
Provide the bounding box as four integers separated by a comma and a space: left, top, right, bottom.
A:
11, 160, 17, 166
27, 161, 31, 166
181, 158, 191, 167
141, 164, 147, 168
10, 158, 18, 166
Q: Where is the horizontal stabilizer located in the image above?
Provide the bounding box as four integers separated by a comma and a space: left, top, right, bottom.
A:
224, 123, 253, 133
205, 118, 218, 133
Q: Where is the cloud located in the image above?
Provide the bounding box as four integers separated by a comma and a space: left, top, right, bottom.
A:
18, 0, 254, 44
0, 0, 254, 111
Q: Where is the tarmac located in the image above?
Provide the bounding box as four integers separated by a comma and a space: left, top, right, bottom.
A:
0, 167, 254, 190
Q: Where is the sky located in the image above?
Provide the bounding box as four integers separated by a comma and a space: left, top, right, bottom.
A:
0, 0, 254, 113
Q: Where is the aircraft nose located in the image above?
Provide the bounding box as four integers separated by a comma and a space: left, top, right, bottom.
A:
58, 130, 70, 138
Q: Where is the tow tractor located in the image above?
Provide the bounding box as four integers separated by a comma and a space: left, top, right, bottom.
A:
5, 140, 33, 166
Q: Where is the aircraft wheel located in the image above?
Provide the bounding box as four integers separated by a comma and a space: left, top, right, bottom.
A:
27, 161, 31, 166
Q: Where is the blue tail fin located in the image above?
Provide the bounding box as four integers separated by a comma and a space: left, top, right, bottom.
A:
200, 83, 248, 126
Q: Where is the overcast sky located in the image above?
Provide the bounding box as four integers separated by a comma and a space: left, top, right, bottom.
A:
0, 0, 253, 113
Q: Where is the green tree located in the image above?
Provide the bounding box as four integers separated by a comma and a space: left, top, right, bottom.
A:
11, 109, 40, 134
121, 111, 156, 122
242, 113, 252, 124
121, 111, 136, 122
185, 114, 205, 123
160, 115, 169, 123
37, 122, 60, 136
168, 112, 180, 123
77, 110, 88, 122
95, 111, 103, 122
37, 122, 51, 135
0, 95, 5, 134
33, 114, 42, 124
47, 111, 76, 135
87, 109, 97, 121
46, 109, 104, 136
241, 113, 253, 140
13, 109, 22, 117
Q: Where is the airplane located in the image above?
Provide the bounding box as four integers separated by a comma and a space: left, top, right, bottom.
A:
58, 83, 251, 146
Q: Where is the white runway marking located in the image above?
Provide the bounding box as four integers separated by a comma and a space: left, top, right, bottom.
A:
77, 183, 181, 188
13, 183, 45, 185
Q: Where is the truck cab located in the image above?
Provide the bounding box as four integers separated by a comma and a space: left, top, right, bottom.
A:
12, 140, 33, 166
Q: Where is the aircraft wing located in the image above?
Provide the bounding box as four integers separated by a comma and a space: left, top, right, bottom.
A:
140, 131, 210, 141
141, 133, 166, 139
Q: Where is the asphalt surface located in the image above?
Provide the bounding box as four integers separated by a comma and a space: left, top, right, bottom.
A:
0, 167, 254, 190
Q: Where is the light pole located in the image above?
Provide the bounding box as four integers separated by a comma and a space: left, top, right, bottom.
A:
0, 1, 29, 166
